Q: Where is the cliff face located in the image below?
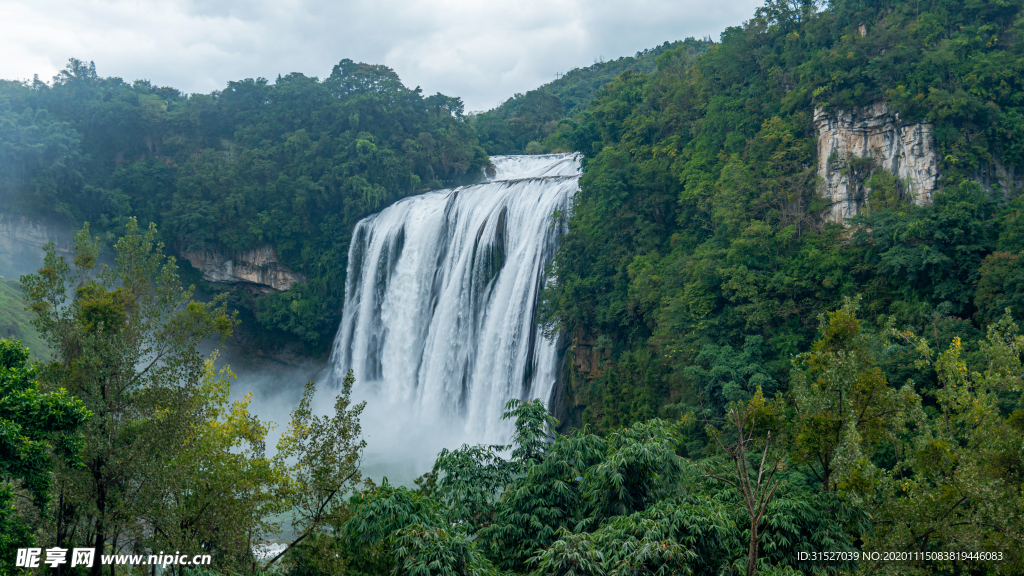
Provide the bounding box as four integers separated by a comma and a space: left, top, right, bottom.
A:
181, 245, 305, 293
974, 160, 1024, 198
0, 213, 73, 278
0, 211, 303, 293
570, 328, 610, 379
815, 102, 938, 222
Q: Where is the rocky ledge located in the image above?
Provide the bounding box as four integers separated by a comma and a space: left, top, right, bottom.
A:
815, 102, 938, 222
0, 213, 74, 277
181, 245, 305, 293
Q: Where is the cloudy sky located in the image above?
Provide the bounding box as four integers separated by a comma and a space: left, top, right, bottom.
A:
0, 0, 763, 112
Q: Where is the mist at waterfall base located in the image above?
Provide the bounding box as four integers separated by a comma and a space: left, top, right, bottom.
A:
323, 153, 580, 485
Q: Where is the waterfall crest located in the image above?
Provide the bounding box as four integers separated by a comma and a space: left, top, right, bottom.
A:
329, 153, 579, 457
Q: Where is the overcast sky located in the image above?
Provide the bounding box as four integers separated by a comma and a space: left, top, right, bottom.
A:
0, 0, 764, 112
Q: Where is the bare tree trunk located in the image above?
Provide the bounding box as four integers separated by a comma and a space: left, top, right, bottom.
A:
747, 521, 759, 576
703, 401, 781, 576
90, 468, 107, 576
109, 533, 118, 576
90, 525, 105, 576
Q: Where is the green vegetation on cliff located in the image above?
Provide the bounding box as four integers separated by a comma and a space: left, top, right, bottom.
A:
471, 38, 711, 155
0, 60, 487, 353
0, 279, 47, 358
541, 0, 1024, 430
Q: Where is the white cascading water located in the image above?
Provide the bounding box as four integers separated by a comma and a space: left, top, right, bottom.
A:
328, 153, 579, 480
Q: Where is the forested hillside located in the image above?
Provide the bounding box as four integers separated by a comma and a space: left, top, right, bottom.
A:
0, 279, 47, 357
540, 0, 1024, 429
472, 38, 710, 154
0, 60, 486, 353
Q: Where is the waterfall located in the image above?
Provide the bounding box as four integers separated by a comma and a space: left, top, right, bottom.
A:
328, 153, 579, 471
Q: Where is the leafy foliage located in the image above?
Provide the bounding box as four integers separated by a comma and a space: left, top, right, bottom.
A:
137, 356, 286, 569
541, 0, 1024, 436
790, 297, 922, 493
341, 479, 449, 575
471, 39, 711, 155
5, 1, 1024, 575
0, 339, 88, 571
869, 313, 1024, 572
18, 220, 274, 572
1, 59, 487, 353
273, 370, 366, 564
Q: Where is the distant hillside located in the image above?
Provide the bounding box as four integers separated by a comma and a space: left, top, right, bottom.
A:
471, 38, 711, 155
0, 279, 48, 359
515, 38, 711, 118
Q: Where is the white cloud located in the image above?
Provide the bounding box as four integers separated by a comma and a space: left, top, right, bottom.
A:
0, 0, 763, 111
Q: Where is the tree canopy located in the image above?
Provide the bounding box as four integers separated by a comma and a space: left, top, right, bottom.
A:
539, 0, 1024, 432
0, 59, 487, 353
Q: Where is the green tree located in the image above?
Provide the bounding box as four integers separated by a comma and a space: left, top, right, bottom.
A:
21, 219, 234, 573
868, 313, 1024, 573
431, 442, 514, 530
391, 523, 498, 576
581, 419, 685, 521
974, 251, 1024, 325
480, 429, 605, 571
342, 479, 455, 575
430, 399, 554, 534
136, 355, 287, 571
684, 336, 777, 417
528, 530, 607, 576
0, 105, 85, 220
790, 298, 922, 492
271, 370, 367, 567
0, 339, 89, 572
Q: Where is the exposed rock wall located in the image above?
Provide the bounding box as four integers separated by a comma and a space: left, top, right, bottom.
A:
815, 102, 938, 222
974, 160, 1024, 198
570, 328, 610, 379
0, 213, 73, 278
1, 211, 302, 294
182, 245, 305, 293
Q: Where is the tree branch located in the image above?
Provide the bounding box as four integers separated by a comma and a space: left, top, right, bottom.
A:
266, 467, 361, 565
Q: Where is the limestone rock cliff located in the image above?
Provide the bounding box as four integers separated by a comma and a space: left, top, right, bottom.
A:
0, 213, 73, 277
815, 102, 938, 222
182, 245, 305, 293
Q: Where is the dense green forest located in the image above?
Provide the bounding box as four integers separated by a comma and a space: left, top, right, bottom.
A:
540, 0, 1024, 430
4, 0, 1024, 574
471, 37, 712, 154
471, 39, 711, 155
0, 59, 487, 353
